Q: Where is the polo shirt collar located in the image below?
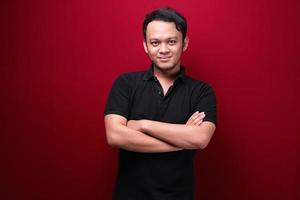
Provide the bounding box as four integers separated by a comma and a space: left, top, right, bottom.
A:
143, 64, 187, 82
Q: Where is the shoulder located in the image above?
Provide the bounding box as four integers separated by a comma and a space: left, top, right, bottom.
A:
113, 70, 147, 87
116, 70, 146, 82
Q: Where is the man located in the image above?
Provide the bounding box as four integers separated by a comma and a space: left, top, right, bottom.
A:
104, 7, 216, 200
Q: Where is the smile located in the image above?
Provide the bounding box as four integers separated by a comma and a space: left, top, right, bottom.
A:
158, 56, 172, 62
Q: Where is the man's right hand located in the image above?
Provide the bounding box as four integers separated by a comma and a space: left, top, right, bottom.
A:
186, 111, 205, 126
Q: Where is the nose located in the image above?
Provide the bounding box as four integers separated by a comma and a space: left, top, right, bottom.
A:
159, 43, 170, 54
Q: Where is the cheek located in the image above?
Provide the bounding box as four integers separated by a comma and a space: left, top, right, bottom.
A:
173, 47, 183, 55
147, 48, 158, 57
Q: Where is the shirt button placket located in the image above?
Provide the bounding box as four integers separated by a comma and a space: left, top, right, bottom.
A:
158, 91, 162, 96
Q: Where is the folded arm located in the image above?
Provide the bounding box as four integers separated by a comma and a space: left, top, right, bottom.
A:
105, 114, 182, 153
128, 114, 216, 150
104, 112, 205, 152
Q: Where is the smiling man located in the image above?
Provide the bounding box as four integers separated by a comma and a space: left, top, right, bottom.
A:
104, 7, 217, 200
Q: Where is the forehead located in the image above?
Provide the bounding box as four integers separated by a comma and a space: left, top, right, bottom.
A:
146, 20, 182, 40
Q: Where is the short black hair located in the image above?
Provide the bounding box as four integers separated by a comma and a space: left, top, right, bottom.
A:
143, 7, 187, 41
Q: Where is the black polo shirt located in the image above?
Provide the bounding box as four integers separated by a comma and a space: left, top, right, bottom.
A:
104, 66, 216, 200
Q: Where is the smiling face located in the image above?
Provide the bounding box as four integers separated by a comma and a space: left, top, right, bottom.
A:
143, 20, 188, 74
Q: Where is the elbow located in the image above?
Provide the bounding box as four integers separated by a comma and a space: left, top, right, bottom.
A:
190, 135, 212, 150
106, 135, 116, 147
107, 138, 117, 147
187, 141, 207, 150
104, 115, 128, 148
189, 122, 216, 149
192, 126, 215, 149
197, 141, 209, 150
106, 131, 121, 148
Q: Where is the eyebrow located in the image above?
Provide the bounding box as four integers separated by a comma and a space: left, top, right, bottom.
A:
149, 37, 178, 41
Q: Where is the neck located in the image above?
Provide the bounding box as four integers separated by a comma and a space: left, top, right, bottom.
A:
153, 64, 181, 83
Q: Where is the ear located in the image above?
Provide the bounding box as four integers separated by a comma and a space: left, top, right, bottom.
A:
143, 40, 149, 54
183, 36, 189, 52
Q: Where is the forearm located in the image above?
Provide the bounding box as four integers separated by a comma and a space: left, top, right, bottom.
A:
140, 120, 215, 149
105, 115, 182, 153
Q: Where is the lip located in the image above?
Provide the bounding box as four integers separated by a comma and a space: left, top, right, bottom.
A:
158, 56, 172, 62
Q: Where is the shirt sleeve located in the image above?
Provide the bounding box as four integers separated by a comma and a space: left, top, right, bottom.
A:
192, 83, 217, 126
104, 74, 131, 119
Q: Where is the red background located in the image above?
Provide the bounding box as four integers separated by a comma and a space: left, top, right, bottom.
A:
1, 0, 299, 199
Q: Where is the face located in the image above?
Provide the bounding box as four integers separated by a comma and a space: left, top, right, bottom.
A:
143, 20, 188, 73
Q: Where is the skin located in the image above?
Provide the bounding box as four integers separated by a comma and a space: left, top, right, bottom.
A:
104, 20, 216, 152
143, 21, 189, 93
127, 119, 215, 149
105, 112, 205, 153
143, 21, 189, 76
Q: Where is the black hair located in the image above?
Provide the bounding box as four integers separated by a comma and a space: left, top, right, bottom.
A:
143, 7, 187, 41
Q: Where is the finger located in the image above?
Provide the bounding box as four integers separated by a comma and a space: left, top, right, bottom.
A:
190, 113, 205, 125
196, 119, 203, 126
191, 116, 203, 125
190, 111, 200, 119
198, 112, 205, 120
189, 115, 202, 125
199, 112, 205, 116
186, 111, 199, 125
187, 111, 206, 125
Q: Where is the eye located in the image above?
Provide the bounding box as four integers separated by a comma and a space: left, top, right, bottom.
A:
168, 40, 177, 45
150, 41, 159, 47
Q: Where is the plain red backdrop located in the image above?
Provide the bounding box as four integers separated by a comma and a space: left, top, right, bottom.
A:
1, 0, 299, 199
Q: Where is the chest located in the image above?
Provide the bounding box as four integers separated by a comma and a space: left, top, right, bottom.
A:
128, 81, 192, 123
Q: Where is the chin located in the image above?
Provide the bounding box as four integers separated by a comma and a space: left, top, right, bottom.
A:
155, 62, 177, 71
